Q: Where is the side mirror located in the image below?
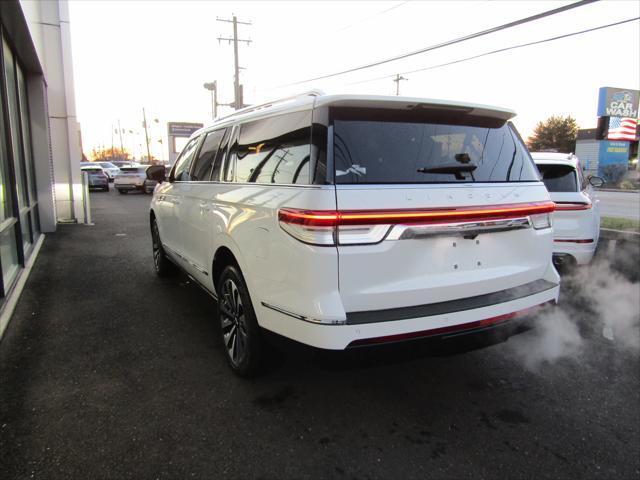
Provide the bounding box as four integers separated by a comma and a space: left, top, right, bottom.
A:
146, 165, 166, 184
589, 176, 605, 188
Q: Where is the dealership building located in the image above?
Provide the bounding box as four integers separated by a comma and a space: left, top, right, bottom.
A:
0, 0, 84, 337
575, 87, 639, 177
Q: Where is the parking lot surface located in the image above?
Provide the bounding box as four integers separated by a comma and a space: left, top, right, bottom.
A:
1, 189, 638, 479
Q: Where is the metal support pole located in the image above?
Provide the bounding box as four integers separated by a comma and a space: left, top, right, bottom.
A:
143, 108, 152, 163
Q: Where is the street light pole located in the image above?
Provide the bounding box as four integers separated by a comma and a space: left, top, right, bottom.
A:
117, 119, 124, 155
142, 108, 152, 163
203, 81, 218, 119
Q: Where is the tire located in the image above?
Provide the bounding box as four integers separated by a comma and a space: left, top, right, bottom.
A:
217, 265, 264, 377
103, 185, 109, 192
118, 189, 127, 194
151, 218, 177, 277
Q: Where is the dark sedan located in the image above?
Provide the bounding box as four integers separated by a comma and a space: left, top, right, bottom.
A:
81, 166, 109, 192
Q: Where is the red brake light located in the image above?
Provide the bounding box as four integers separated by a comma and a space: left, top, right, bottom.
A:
278, 201, 556, 246
278, 201, 556, 227
555, 202, 592, 211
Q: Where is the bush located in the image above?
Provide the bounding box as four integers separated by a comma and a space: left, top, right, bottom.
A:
600, 164, 627, 186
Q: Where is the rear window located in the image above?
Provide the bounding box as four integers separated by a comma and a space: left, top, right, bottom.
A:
332, 112, 539, 184
83, 168, 103, 174
537, 164, 578, 192
120, 167, 146, 174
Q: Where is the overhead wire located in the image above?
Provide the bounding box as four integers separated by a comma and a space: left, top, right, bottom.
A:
346, 16, 640, 86
335, 1, 410, 32
277, 0, 599, 88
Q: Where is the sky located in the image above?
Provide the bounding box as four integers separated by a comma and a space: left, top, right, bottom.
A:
67, 0, 640, 160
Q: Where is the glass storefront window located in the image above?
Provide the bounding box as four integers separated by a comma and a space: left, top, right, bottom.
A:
3, 39, 28, 210
0, 226, 19, 291
1, 33, 42, 296
0, 71, 12, 224
17, 66, 37, 205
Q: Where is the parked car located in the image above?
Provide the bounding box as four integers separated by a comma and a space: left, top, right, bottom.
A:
144, 166, 170, 194
81, 165, 109, 192
111, 160, 139, 169
531, 152, 604, 267
149, 92, 560, 376
96, 162, 121, 181
114, 166, 149, 194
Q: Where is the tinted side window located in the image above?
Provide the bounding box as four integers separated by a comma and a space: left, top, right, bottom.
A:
172, 137, 200, 181
231, 111, 311, 184
191, 129, 225, 181
212, 128, 231, 181
537, 164, 578, 192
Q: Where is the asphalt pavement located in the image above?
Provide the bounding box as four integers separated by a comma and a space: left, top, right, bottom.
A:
596, 190, 640, 221
0, 187, 638, 479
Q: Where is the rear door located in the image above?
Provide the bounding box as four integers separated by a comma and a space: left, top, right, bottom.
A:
330, 105, 554, 313
178, 128, 228, 283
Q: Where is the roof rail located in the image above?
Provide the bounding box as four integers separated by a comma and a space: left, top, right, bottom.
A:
215, 89, 325, 122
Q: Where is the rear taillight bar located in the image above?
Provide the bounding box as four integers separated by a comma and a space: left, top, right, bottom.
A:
555, 201, 592, 211
554, 238, 594, 243
279, 201, 556, 227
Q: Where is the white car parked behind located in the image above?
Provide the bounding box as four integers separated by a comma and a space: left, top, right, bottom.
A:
531, 152, 604, 267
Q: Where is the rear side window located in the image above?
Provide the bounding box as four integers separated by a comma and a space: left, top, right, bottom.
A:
191, 129, 226, 181
172, 137, 200, 181
537, 164, 578, 192
332, 111, 539, 184
229, 111, 311, 184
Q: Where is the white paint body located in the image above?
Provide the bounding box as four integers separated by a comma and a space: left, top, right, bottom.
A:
151, 94, 560, 350
532, 153, 600, 265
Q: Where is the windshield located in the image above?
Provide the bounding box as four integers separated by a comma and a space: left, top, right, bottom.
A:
332, 115, 539, 184
83, 168, 103, 174
99, 162, 117, 168
536, 164, 578, 192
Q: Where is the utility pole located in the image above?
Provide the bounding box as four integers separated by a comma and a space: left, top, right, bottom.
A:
117, 119, 124, 156
142, 108, 152, 163
217, 16, 251, 109
393, 74, 408, 96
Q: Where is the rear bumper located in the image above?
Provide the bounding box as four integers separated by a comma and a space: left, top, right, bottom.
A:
256, 284, 559, 350
553, 239, 597, 265
115, 183, 144, 191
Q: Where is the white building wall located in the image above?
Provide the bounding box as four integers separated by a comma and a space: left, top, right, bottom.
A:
575, 140, 600, 176
20, 0, 85, 223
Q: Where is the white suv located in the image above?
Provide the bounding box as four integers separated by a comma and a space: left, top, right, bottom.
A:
149, 92, 560, 376
531, 152, 604, 267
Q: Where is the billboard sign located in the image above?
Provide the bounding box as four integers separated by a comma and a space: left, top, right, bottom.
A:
597, 140, 629, 177
167, 122, 203, 137
597, 87, 639, 118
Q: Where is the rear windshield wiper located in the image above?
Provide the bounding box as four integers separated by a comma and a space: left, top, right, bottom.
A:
417, 163, 477, 180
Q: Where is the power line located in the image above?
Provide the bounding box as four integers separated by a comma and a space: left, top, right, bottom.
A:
335, 1, 410, 32
279, 0, 598, 87
348, 16, 640, 86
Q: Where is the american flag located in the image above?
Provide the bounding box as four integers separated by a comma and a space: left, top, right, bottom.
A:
608, 117, 638, 141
